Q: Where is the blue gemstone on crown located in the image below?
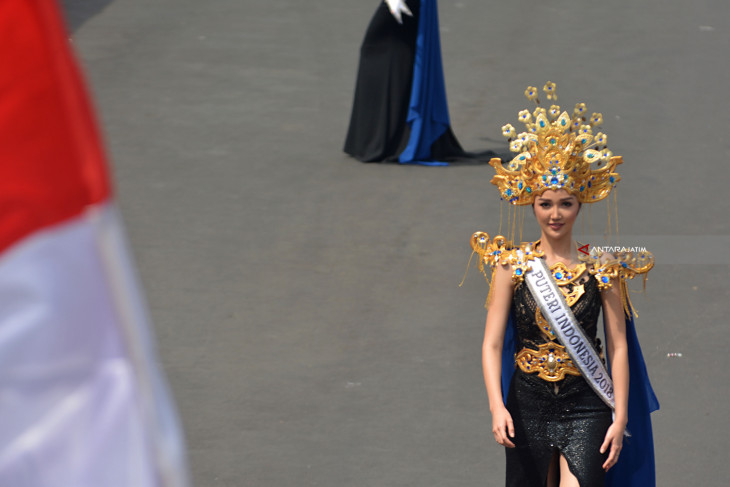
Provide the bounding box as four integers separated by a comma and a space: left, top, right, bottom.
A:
601, 276, 609, 283
555, 272, 563, 279
515, 268, 523, 276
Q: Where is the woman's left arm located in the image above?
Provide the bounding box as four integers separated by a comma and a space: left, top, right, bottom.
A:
599, 277, 629, 472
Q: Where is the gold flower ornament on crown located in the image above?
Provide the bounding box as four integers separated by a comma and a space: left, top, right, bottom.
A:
491, 81, 621, 205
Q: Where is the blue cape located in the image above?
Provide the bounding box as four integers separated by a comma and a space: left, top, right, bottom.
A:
501, 311, 659, 486
398, 0, 451, 166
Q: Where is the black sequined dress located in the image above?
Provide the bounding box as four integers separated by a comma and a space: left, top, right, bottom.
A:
506, 276, 612, 486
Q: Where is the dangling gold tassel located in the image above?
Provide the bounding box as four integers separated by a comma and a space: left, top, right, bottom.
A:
603, 198, 612, 244
458, 248, 478, 288
506, 203, 511, 244
499, 199, 504, 236
588, 203, 593, 237
519, 206, 525, 244
505, 202, 510, 243
457, 245, 494, 308
522, 206, 527, 243
613, 188, 621, 245
511, 203, 518, 245
620, 279, 638, 318
485, 267, 497, 309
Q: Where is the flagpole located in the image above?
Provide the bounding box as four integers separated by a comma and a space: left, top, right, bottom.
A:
93, 205, 191, 487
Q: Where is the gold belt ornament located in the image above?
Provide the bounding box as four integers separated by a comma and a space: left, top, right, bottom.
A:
515, 343, 581, 382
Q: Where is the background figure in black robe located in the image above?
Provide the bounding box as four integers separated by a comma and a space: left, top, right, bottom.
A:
344, 0, 465, 163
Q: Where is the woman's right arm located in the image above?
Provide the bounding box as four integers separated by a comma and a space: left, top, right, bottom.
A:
482, 263, 515, 448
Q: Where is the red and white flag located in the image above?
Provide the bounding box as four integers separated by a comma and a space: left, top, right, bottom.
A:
0, 1, 190, 485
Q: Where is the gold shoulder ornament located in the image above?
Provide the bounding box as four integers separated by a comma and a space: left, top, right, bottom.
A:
580, 247, 655, 317
467, 231, 543, 306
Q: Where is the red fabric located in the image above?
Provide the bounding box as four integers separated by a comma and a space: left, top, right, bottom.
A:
0, 0, 111, 254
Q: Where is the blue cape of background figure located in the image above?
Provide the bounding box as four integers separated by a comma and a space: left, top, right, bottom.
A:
399, 0, 452, 166
500, 311, 659, 486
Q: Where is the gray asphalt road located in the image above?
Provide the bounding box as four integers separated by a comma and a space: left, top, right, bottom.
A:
65, 0, 730, 485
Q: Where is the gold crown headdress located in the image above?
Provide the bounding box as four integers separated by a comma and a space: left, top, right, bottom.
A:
464, 83, 653, 315
490, 82, 621, 205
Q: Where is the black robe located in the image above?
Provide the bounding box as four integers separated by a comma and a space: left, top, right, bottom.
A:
343, 0, 465, 163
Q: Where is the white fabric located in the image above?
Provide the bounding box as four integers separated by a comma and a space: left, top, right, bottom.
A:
384, 0, 413, 24
0, 204, 189, 487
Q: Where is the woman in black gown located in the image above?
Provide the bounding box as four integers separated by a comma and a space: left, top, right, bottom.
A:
343, 0, 465, 163
471, 83, 657, 486
484, 194, 624, 487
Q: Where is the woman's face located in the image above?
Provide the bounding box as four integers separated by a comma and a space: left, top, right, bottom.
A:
533, 189, 580, 240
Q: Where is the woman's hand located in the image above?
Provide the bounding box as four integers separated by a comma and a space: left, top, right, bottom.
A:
600, 421, 625, 471
491, 406, 516, 448
600, 278, 629, 472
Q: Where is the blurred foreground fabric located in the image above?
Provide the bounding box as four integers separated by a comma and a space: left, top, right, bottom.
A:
0, 1, 190, 485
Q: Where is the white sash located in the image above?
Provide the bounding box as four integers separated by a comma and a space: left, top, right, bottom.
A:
524, 257, 615, 409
